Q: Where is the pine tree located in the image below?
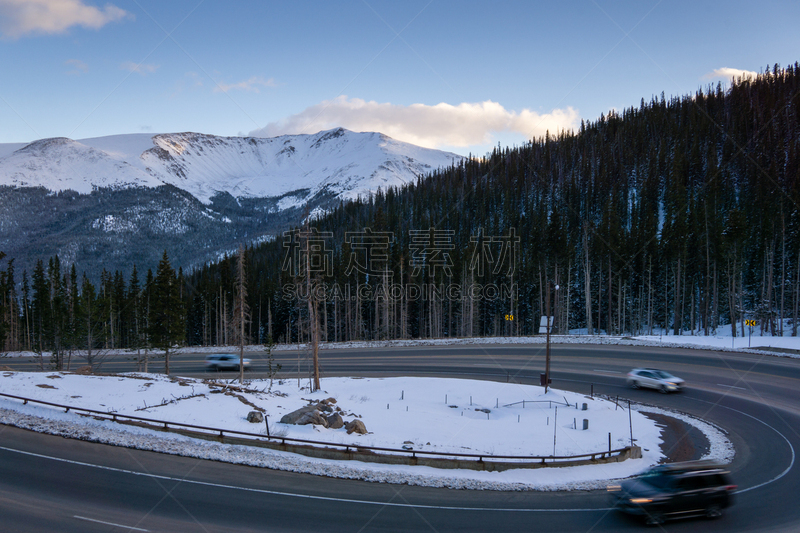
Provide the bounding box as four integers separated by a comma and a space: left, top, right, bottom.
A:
78, 275, 99, 369
147, 251, 185, 374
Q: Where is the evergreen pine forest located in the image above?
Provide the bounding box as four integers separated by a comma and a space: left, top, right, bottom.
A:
2, 64, 799, 359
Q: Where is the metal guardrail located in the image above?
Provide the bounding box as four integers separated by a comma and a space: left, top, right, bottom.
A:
0, 391, 631, 464
502, 399, 571, 408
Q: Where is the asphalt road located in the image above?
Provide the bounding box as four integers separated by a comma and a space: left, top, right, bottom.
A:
1, 343, 799, 532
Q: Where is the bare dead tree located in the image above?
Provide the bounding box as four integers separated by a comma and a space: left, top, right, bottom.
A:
232, 244, 250, 384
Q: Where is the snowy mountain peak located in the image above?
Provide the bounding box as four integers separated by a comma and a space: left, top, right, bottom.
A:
0, 129, 463, 205
0, 136, 164, 193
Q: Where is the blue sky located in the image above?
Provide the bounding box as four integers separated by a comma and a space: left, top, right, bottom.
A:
1, 0, 798, 156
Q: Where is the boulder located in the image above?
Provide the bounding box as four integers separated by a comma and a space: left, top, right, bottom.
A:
326, 412, 344, 429
246, 411, 264, 423
345, 419, 367, 435
297, 410, 329, 428
280, 405, 320, 425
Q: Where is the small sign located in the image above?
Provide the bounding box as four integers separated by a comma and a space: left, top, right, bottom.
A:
539, 316, 554, 334
505, 314, 515, 321
745, 319, 756, 327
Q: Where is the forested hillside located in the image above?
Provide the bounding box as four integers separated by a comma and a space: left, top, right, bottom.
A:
3, 64, 799, 356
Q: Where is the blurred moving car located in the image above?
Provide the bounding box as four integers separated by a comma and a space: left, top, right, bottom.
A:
627, 368, 684, 393
608, 461, 736, 526
205, 354, 251, 371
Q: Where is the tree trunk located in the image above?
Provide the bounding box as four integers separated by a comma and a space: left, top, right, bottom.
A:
673, 258, 682, 335
712, 261, 719, 333
781, 216, 786, 336
794, 248, 799, 337
740, 270, 746, 338
727, 259, 735, 337
608, 258, 612, 335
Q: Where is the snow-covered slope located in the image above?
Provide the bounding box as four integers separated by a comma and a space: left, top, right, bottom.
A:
0, 128, 464, 204
138, 128, 462, 203
0, 137, 163, 193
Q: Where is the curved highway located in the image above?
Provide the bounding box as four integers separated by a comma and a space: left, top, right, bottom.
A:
1, 343, 799, 532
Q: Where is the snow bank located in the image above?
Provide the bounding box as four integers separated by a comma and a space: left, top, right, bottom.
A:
4, 330, 798, 361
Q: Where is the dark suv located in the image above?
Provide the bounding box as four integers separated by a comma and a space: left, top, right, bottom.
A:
608, 461, 736, 526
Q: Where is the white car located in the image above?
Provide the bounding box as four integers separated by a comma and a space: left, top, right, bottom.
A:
205, 354, 251, 371
627, 368, 684, 393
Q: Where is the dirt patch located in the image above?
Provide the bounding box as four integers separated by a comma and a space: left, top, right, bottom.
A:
46, 374, 62, 379
643, 412, 709, 463
36, 383, 57, 389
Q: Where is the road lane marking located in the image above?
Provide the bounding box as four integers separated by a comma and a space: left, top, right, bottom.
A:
688, 398, 796, 495
0, 445, 609, 513
716, 384, 747, 391
74, 516, 149, 531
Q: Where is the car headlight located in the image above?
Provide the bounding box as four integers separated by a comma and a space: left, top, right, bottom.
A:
607, 485, 622, 492
629, 498, 653, 504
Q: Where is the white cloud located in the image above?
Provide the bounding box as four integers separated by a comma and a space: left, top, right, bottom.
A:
249, 96, 580, 149
65, 58, 88, 75
703, 67, 758, 81
213, 76, 276, 93
121, 61, 159, 75
0, 0, 131, 38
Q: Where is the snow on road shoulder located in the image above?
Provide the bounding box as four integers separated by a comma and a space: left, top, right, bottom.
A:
4, 330, 799, 361
0, 371, 677, 490
633, 404, 735, 464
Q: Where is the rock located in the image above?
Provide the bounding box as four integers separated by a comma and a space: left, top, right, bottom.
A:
280, 405, 320, 424
324, 397, 337, 404
318, 404, 333, 413
297, 410, 329, 428
246, 411, 264, 423
326, 413, 344, 429
345, 419, 367, 435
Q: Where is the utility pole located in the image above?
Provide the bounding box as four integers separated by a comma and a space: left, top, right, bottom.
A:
236, 244, 248, 384
304, 228, 321, 391
545, 282, 559, 393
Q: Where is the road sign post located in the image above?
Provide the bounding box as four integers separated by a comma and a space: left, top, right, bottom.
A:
745, 319, 756, 347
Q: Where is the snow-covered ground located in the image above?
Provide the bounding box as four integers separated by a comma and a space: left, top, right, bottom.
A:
0, 371, 733, 490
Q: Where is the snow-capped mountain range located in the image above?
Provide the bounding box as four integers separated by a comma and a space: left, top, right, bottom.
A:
0, 128, 463, 276
0, 128, 461, 205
